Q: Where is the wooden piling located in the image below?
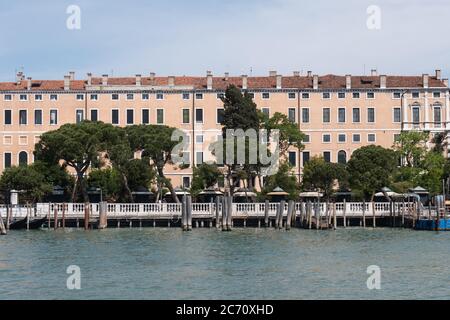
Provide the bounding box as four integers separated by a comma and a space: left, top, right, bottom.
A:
6, 205, 10, 230
286, 200, 294, 230
315, 201, 319, 230
333, 202, 337, 230
226, 196, 233, 231
343, 199, 347, 228
62, 203, 66, 229
186, 196, 192, 231
48, 204, 51, 230
54, 206, 58, 230
264, 200, 269, 227
181, 195, 187, 231
362, 201, 366, 228
215, 197, 220, 229
0, 211, 6, 235
98, 201, 108, 229
222, 196, 228, 231
26, 203, 30, 230
308, 201, 312, 229
372, 201, 376, 228
402, 199, 405, 227
84, 203, 90, 230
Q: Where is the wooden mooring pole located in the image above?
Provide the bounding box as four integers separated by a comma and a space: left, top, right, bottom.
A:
308, 201, 312, 229
186, 196, 192, 231
226, 196, 233, 231
181, 195, 187, 231
62, 203, 66, 229
98, 201, 108, 229
84, 202, 90, 230
264, 200, 269, 227
286, 200, 294, 231
372, 201, 376, 228
221, 196, 227, 231
215, 197, 220, 229
343, 199, 347, 228
0, 210, 6, 235
333, 202, 337, 230
54, 206, 58, 230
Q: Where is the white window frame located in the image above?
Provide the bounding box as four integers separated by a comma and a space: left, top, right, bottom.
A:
337, 107, 346, 123
156, 93, 164, 100
182, 108, 190, 124
34, 108, 43, 125
337, 133, 346, 143
111, 108, 120, 125
156, 108, 164, 124
352, 133, 361, 143
367, 107, 376, 123
367, 133, 376, 143
322, 133, 332, 143
90, 108, 99, 122
49, 109, 58, 125
393, 107, 401, 123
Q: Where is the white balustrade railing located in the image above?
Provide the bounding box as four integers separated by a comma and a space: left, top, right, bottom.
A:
0, 202, 437, 219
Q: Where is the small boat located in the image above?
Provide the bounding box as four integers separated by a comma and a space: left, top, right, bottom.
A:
415, 218, 450, 231
9, 216, 47, 230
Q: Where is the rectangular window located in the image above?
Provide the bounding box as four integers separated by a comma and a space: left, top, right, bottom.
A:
338, 108, 346, 123
4, 110, 12, 125
302, 108, 310, 123
288, 92, 296, 99
156, 93, 164, 100
4, 94, 12, 101
183, 177, 191, 189
195, 109, 203, 123
433, 92, 441, 98
367, 108, 375, 123
142, 109, 150, 124
288, 108, 296, 122
76, 110, 84, 124
112, 109, 119, 125
353, 134, 361, 143
34, 110, 42, 125
90, 109, 98, 122
112, 94, 119, 100
368, 133, 376, 142
303, 135, 310, 143
338, 134, 346, 143
352, 108, 360, 123
412, 107, 420, 124
366, 92, 375, 99
412, 92, 420, 99
434, 106, 442, 124
157, 109, 164, 124
301, 92, 310, 99
19, 110, 27, 125
142, 93, 149, 100
182, 109, 190, 124
217, 108, 225, 124
182, 93, 190, 100
19, 94, 28, 101
322, 92, 331, 99
4, 153, 12, 168
392, 92, 401, 99
196, 151, 204, 165
90, 94, 98, 101
126, 93, 134, 100
35, 94, 43, 101
393, 108, 401, 123
303, 151, 310, 166
262, 92, 270, 99
262, 108, 270, 117
50, 110, 58, 125
76, 94, 84, 101
196, 135, 204, 144
322, 134, 331, 143
126, 109, 134, 124
352, 92, 360, 99
50, 94, 58, 101
288, 152, 297, 166
322, 108, 330, 123
195, 93, 203, 100
323, 152, 331, 163
338, 92, 346, 99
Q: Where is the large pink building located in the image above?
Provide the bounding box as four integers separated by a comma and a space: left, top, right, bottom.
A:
1, 70, 448, 189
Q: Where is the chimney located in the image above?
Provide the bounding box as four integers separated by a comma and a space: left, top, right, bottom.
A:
371, 69, 378, 76
69, 71, 75, 81
346, 75, 351, 89
150, 72, 156, 82
313, 75, 319, 90
443, 78, 449, 87
16, 71, 24, 85
64, 75, 71, 91
168, 76, 175, 87
102, 74, 108, 86
423, 74, 429, 89
435, 69, 442, 80
380, 75, 387, 89
293, 71, 300, 77
206, 71, 213, 90
135, 74, 142, 86
307, 71, 312, 77
276, 74, 282, 89
27, 77, 32, 91
224, 72, 229, 81
269, 70, 277, 77
87, 73, 92, 86
242, 75, 248, 90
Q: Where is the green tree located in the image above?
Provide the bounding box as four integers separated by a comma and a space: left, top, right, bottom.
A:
393, 131, 429, 167
301, 156, 347, 200
190, 163, 223, 197
126, 124, 182, 203
0, 165, 52, 203
347, 145, 397, 201
417, 151, 446, 195
34, 121, 112, 202
261, 162, 300, 200
87, 168, 122, 202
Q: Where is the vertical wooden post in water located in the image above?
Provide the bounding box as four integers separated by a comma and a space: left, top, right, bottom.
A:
401, 199, 405, 227
0, 210, 7, 235
98, 201, 108, 230
222, 196, 227, 231
264, 200, 269, 227
362, 200, 366, 228
181, 195, 187, 231
286, 200, 294, 230
48, 203, 51, 230
6, 205, 10, 230
343, 199, 347, 228
215, 197, 220, 229
315, 201, 320, 230
26, 203, 30, 230
308, 201, 312, 229
187, 196, 192, 231
333, 202, 337, 230
372, 202, 376, 228
54, 206, 58, 230
62, 203, 66, 229
84, 203, 90, 230
227, 196, 233, 231
279, 200, 286, 229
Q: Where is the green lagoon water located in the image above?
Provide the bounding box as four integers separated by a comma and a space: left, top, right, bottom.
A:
0, 228, 449, 300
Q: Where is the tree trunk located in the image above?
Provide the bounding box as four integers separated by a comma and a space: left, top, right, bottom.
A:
157, 166, 179, 203
78, 173, 89, 203
71, 177, 79, 202
121, 172, 134, 203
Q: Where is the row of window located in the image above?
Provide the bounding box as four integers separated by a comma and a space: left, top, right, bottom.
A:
288, 150, 349, 167
3, 91, 444, 102
302, 133, 377, 144
3, 151, 29, 169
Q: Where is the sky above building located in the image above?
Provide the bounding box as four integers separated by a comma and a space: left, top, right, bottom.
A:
0, 0, 449, 81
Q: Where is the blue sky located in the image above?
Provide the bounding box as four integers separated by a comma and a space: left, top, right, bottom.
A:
1, 0, 450, 81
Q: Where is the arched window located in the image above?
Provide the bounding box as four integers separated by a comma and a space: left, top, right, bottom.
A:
18, 151, 28, 166
337, 150, 347, 164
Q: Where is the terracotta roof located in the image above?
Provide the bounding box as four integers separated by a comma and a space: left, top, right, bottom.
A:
0, 74, 446, 91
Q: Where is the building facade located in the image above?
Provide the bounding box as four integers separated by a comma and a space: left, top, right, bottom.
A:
0, 70, 449, 189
